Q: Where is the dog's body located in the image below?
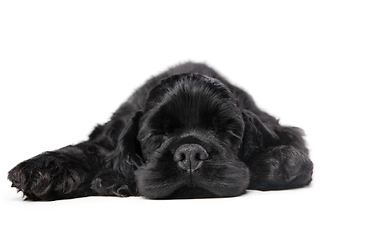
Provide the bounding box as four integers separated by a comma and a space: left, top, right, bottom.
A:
8, 62, 313, 200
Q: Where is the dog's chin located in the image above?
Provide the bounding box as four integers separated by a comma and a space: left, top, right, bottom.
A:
136, 182, 247, 200
164, 186, 221, 199
134, 158, 250, 199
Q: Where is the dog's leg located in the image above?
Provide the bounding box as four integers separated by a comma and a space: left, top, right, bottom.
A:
242, 109, 313, 190
90, 170, 137, 197
8, 142, 106, 200
246, 145, 313, 190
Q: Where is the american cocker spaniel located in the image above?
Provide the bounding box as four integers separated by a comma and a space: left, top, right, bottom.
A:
8, 62, 313, 200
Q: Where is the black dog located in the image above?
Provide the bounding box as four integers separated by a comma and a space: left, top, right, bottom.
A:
8, 62, 313, 200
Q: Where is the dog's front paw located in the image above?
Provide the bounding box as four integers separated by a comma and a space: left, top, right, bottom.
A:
252, 145, 309, 190
268, 146, 305, 182
8, 152, 90, 200
8, 160, 33, 196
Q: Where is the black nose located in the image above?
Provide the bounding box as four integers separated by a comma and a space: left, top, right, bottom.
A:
173, 144, 208, 172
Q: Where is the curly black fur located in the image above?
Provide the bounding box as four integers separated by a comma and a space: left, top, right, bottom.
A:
8, 62, 313, 200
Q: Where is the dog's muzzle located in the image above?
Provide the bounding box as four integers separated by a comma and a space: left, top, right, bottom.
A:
173, 144, 208, 172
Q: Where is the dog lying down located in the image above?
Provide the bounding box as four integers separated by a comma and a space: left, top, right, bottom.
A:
8, 62, 313, 200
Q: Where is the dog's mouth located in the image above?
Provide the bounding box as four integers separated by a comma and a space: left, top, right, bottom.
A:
134, 153, 250, 199
164, 186, 220, 199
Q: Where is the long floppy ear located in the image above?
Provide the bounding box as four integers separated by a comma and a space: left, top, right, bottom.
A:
241, 109, 280, 161
109, 111, 144, 176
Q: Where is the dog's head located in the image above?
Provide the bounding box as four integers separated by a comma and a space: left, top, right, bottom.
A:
117, 74, 257, 198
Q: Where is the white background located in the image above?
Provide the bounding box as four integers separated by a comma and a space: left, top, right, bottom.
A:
1, 1, 383, 239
